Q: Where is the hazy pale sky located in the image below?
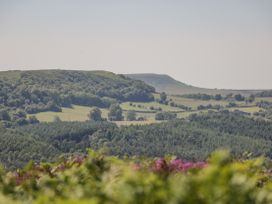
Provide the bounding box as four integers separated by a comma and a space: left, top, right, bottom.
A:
0, 0, 272, 89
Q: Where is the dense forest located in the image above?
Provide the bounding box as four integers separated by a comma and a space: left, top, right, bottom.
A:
0, 121, 115, 169
90, 112, 272, 160
1, 111, 272, 169
0, 123, 58, 170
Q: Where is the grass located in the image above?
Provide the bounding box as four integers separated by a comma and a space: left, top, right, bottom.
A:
169, 96, 230, 109
176, 107, 261, 118
0, 70, 21, 81
176, 110, 209, 118
228, 106, 262, 114
28, 105, 109, 122
28, 96, 263, 125
29, 105, 158, 125
169, 95, 255, 110
255, 97, 272, 103
115, 120, 161, 127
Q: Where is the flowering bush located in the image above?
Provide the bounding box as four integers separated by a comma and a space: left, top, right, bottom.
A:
0, 150, 271, 204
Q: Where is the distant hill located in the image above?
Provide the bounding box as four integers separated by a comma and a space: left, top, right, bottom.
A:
126, 73, 263, 96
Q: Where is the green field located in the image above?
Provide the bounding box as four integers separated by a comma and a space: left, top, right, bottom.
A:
228, 106, 262, 114
170, 96, 230, 109
28, 105, 109, 122
176, 110, 208, 118
255, 97, 272, 103
29, 105, 159, 125
29, 95, 263, 124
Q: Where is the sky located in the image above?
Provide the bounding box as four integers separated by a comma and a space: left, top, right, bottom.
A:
0, 0, 272, 89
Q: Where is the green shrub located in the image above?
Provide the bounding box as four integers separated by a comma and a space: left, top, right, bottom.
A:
0, 150, 271, 203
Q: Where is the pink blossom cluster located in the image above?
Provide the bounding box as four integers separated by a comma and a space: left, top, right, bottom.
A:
152, 158, 208, 173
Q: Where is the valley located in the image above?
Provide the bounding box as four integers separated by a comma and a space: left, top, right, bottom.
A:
1, 70, 272, 170
1, 1, 272, 202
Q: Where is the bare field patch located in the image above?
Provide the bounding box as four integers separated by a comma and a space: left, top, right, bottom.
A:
228, 106, 262, 114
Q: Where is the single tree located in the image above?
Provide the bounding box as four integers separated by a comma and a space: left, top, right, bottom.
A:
160, 92, 167, 102
28, 116, 39, 124
234, 94, 245, 101
53, 116, 62, 122
247, 94, 255, 103
108, 104, 123, 121
88, 108, 102, 121
126, 110, 136, 121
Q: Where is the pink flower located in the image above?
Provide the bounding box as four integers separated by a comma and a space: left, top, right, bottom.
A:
169, 159, 208, 172
152, 158, 168, 172
132, 163, 141, 171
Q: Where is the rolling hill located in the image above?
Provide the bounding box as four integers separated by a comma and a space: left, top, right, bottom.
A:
0, 70, 155, 113
126, 73, 263, 96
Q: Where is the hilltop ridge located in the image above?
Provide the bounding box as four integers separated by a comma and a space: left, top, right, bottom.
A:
126, 73, 263, 96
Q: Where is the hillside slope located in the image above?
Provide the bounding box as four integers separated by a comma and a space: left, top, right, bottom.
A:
126, 73, 262, 96
0, 70, 155, 114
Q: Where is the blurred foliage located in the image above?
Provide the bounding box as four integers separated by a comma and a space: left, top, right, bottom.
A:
0, 150, 271, 204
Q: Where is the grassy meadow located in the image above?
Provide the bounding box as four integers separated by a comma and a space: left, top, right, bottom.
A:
228, 106, 262, 113
27, 95, 271, 125
28, 105, 108, 122
256, 97, 272, 103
